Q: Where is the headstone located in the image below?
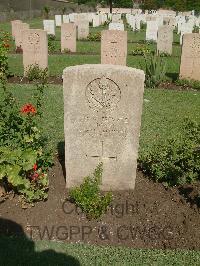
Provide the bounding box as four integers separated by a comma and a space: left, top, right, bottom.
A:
135, 17, 141, 30
157, 26, 173, 55
63, 64, 145, 190
69, 13, 76, 23
109, 22, 124, 31
63, 15, 70, 24
55, 15, 62, 27
93, 14, 100, 27
77, 21, 89, 40
180, 22, 193, 45
61, 23, 76, 52
180, 33, 200, 81
43, 20, 55, 35
101, 30, 127, 65
146, 20, 158, 42
11, 20, 22, 39
112, 14, 121, 23
23, 29, 48, 75
15, 22, 30, 49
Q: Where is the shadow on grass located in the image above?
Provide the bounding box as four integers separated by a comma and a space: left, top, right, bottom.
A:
166, 72, 179, 82
0, 218, 80, 266
57, 141, 66, 182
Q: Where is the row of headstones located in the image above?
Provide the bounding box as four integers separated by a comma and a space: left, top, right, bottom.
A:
126, 13, 200, 45
11, 17, 200, 81
11, 19, 126, 74
44, 13, 125, 35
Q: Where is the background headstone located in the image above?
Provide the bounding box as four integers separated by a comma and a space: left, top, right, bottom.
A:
15, 22, 29, 49
109, 22, 124, 31
63, 15, 70, 24
55, 15, 62, 27
101, 30, 127, 66
180, 33, 200, 81
157, 25, 173, 55
63, 64, 145, 190
61, 23, 76, 52
77, 21, 89, 40
23, 29, 48, 75
43, 20, 55, 35
146, 20, 158, 42
11, 20, 22, 39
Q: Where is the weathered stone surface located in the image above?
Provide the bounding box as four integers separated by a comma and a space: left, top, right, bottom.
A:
43, 20, 55, 35
101, 30, 127, 65
11, 20, 22, 39
61, 23, 76, 52
146, 20, 158, 41
55, 15, 62, 26
112, 14, 121, 23
15, 22, 29, 49
63, 15, 70, 24
77, 21, 89, 40
180, 33, 200, 81
109, 22, 124, 31
23, 29, 48, 75
63, 64, 145, 190
157, 25, 173, 55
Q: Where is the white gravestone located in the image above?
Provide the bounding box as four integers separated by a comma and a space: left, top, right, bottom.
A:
63, 64, 145, 190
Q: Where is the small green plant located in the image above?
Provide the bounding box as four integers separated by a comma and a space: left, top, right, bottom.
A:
87, 32, 101, 41
43, 6, 50, 19
25, 64, 48, 82
48, 35, 56, 53
62, 48, 70, 54
69, 163, 113, 220
132, 45, 151, 56
159, 52, 171, 57
139, 118, 200, 187
144, 54, 167, 88
175, 79, 200, 90
193, 25, 199, 33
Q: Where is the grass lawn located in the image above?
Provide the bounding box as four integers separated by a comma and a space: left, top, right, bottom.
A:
1, 236, 200, 265
1, 17, 200, 264
7, 84, 200, 155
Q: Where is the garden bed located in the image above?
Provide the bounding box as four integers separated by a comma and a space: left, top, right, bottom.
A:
1, 156, 200, 250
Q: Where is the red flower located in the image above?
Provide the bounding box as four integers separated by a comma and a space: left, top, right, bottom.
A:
21, 103, 36, 114
33, 164, 37, 171
31, 173, 39, 181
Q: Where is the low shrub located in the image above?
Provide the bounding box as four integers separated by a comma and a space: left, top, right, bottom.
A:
131, 45, 151, 56
139, 119, 200, 187
175, 79, 200, 90
48, 35, 56, 53
25, 64, 48, 82
0, 75, 52, 204
69, 163, 113, 220
145, 54, 167, 88
87, 32, 101, 41
0, 31, 11, 79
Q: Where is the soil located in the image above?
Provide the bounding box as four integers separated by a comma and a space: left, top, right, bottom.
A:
7, 77, 200, 93
158, 81, 200, 92
1, 155, 200, 250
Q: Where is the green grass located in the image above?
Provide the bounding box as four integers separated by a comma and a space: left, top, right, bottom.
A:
1, 236, 200, 265
6, 84, 200, 155
2, 17, 182, 79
